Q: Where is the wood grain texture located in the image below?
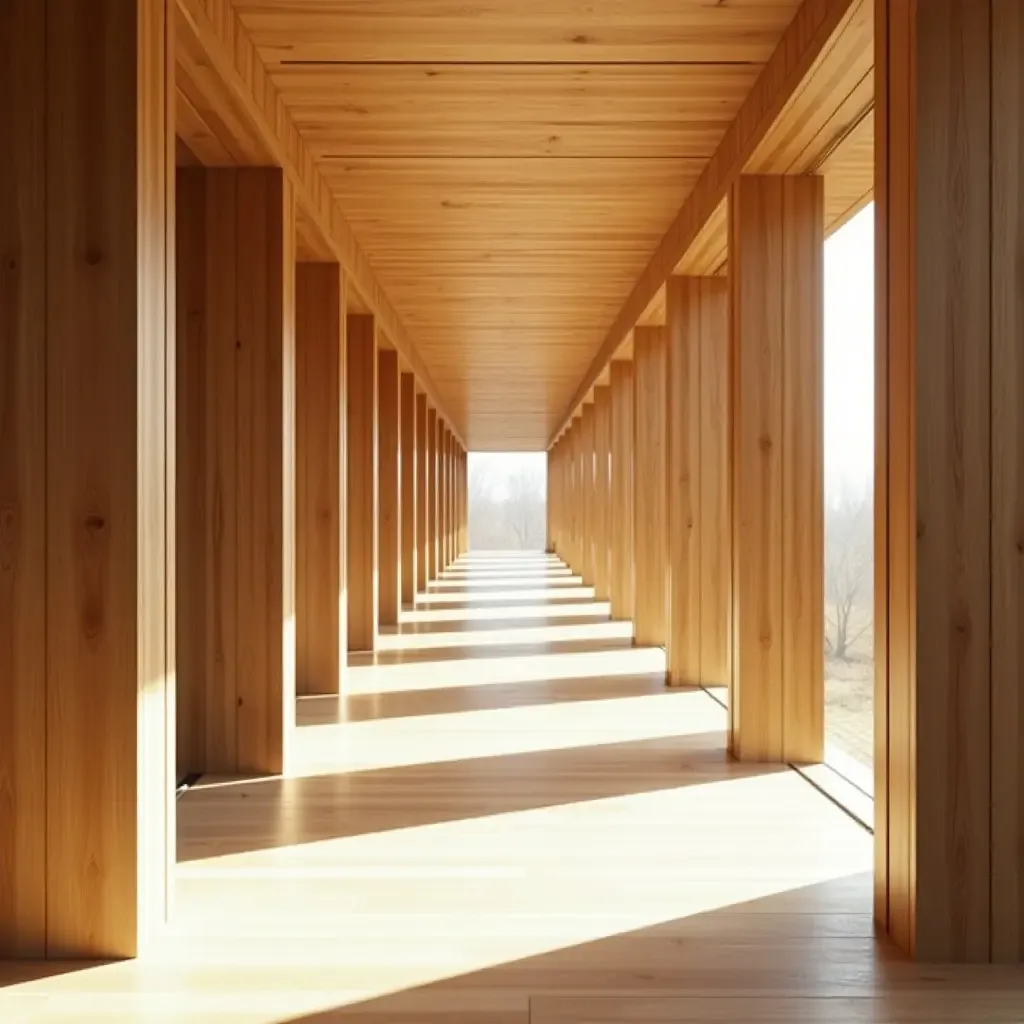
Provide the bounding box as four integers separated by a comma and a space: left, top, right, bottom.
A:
416, 394, 429, 591
729, 175, 823, 765
296, 263, 344, 697
0, 0, 46, 958
592, 388, 611, 601
553, 0, 859, 444
610, 362, 635, 626
426, 408, 438, 579
401, 373, 417, 606
579, 405, 596, 585
991, 0, 1024, 965
377, 349, 400, 627
347, 314, 378, 651
440, 428, 450, 570
632, 327, 668, 650
45, 0, 174, 956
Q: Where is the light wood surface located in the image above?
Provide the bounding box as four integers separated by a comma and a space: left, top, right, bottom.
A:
609, 363, 635, 626
416, 395, 429, 592
377, 349, 401, 627
579, 406, 596, 586
426, 408, 438, 579
632, 328, 668, 650
729, 175, 823, 765
296, 263, 345, 698
401, 373, 417, 607
592, 388, 611, 602
346, 314, 378, 652
8, 553, 1024, 1012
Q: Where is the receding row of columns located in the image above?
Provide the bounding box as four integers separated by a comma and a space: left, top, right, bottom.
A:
550, 174, 824, 765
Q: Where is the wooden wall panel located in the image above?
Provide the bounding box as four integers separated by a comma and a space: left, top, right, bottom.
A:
593, 387, 611, 600
610, 362, 635, 625
416, 394, 429, 591
991, 0, 1024, 964
632, 327, 668, 648
400, 373, 417, 606
296, 263, 344, 697
44, 0, 174, 956
729, 174, 822, 764
378, 350, 400, 626
347, 314, 378, 651
426, 408, 438, 578
0, 0, 47, 958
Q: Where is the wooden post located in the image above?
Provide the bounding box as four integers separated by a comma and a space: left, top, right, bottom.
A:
579, 404, 596, 583
875, 0, 1024, 964
377, 348, 400, 627
440, 428, 450, 569
633, 326, 668, 649
416, 394, 429, 592
593, 387, 611, 600
728, 175, 823, 764
0, 0, 175, 957
434, 415, 444, 571
666, 277, 731, 690
610, 362, 635, 626
426, 407, 437, 579
400, 373, 416, 607
347, 314, 378, 651
295, 263, 345, 697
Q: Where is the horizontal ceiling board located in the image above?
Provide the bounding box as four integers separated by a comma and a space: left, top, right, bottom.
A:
232, 0, 807, 447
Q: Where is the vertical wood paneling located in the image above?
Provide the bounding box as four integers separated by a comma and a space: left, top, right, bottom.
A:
415, 394, 428, 591
45, 0, 173, 956
377, 349, 400, 626
347, 314, 378, 651
593, 387, 611, 600
667, 278, 702, 687
426, 407, 437, 578
610, 361, 635, 625
729, 175, 823, 764
0, 0, 46, 958
633, 326, 668, 649
400, 373, 416, 606
992, 0, 1024, 964
296, 263, 343, 697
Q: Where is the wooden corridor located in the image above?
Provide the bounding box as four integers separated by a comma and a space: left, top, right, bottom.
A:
3, 552, 1024, 1021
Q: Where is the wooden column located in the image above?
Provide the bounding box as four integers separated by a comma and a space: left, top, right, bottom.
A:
347, 314, 378, 651
377, 348, 400, 628
415, 394, 429, 592
610, 362, 635, 626
434, 415, 444, 571
426, 407, 438, 579
633, 326, 668, 649
875, 0, 1024, 964
728, 175, 823, 764
0, 0, 175, 958
593, 387, 612, 600
400, 372, 416, 607
579, 404, 596, 582
666, 277, 731, 690
295, 263, 345, 697
460, 446, 469, 555
440, 428, 450, 569
176, 167, 296, 778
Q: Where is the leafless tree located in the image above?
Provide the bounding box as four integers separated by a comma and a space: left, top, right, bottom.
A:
825, 488, 873, 660
468, 457, 546, 550
502, 465, 546, 549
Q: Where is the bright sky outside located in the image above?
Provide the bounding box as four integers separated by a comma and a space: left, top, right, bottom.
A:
470, 203, 875, 504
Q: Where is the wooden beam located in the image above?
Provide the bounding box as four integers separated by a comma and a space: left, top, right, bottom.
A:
296, 263, 345, 697
347, 314, 378, 651
378, 349, 400, 627
593, 387, 612, 601
400, 373, 417, 607
610, 362, 635, 626
550, 0, 859, 445
174, 0, 465, 446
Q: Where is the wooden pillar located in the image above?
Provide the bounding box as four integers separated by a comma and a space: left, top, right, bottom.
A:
426, 407, 438, 579
633, 326, 668, 649
400, 373, 416, 607
666, 277, 731, 690
875, 0, 1024, 964
415, 394, 429, 592
728, 175, 823, 764
0, 0, 175, 958
295, 263, 345, 697
460, 446, 468, 555
377, 348, 400, 628
434, 415, 444, 571
440, 428, 450, 569
610, 361, 635, 625
579, 404, 596, 582
347, 314, 378, 651
593, 387, 611, 600
175, 167, 296, 778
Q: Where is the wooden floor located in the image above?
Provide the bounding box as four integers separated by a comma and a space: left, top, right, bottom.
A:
3, 552, 1024, 1021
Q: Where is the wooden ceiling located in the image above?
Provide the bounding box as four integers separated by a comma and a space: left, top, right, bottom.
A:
230, 0, 813, 449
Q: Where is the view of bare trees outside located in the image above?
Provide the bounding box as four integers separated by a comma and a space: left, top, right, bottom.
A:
823, 204, 874, 792
469, 453, 547, 550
